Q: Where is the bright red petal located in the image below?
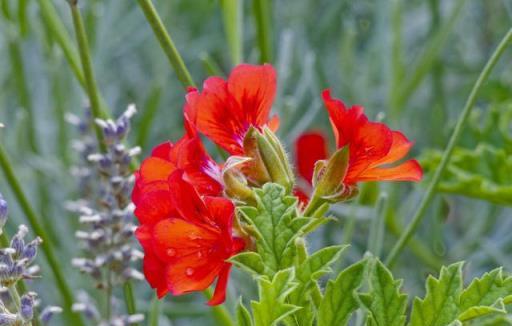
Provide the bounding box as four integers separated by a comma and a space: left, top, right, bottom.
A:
142, 250, 169, 298
151, 142, 172, 160
203, 196, 235, 231
370, 131, 413, 168
139, 157, 176, 184
295, 132, 329, 184
133, 189, 175, 225
227, 64, 277, 127
356, 159, 423, 182
207, 265, 232, 306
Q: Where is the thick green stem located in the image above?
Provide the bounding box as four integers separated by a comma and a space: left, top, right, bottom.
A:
252, 0, 273, 63
123, 282, 138, 316
69, 1, 107, 153
385, 27, 512, 267
220, 0, 243, 65
0, 144, 84, 326
136, 0, 195, 88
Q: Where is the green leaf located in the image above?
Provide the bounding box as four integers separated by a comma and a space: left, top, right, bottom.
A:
251, 268, 301, 326
229, 252, 266, 276
358, 259, 407, 326
409, 262, 464, 326
458, 268, 512, 322
287, 245, 349, 326
237, 298, 254, 326
238, 183, 312, 274
317, 259, 367, 326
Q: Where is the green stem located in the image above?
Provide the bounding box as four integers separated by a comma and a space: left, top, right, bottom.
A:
123, 282, 138, 316
367, 194, 388, 258
385, 27, 512, 267
203, 289, 235, 326
148, 294, 160, 326
69, 1, 107, 153
252, 0, 272, 63
136, 0, 195, 88
0, 144, 84, 326
220, 0, 243, 65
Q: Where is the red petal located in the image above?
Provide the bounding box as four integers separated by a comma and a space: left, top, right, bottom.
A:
151, 142, 173, 160
186, 64, 278, 155
227, 64, 277, 127
139, 157, 176, 183
133, 189, 175, 225
295, 132, 329, 184
142, 251, 169, 298
152, 218, 220, 263
135, 224, 152, 251
167, 171, 212, 225
356, 159, 423, 182
207, 265, 232, 306
203, 196, 235, 231
370, 131, 413, 168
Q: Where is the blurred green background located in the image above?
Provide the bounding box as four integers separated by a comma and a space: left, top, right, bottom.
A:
0, 0, 512, 324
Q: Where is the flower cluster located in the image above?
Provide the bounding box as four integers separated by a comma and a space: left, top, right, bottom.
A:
68, 105, 144, 324
0, 193, 61, 325
133, 64, 422, 305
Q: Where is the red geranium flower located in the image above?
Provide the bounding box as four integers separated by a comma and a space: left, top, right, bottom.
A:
294, 90, 422, 202
134, 171, 244, 305
185, 64, 279, 155
132, 128, 222, 206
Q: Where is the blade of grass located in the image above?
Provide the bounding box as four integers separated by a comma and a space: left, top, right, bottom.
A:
390, 0, 466, 113
220, 0, 243, 65
148, 294, 160, 326
203, 288, 235, 326
0, 144, 84, 326
252, 0, 272, 63
385, 27, 512, 267
136, 0, 195, 88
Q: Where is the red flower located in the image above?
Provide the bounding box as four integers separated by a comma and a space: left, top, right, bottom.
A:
132, 129, 222, 207
185, 64, 279, 155
321, 89, 422, 185
294, 91, 422, 202
294, 132, 329, 204
134, 171, 244, 305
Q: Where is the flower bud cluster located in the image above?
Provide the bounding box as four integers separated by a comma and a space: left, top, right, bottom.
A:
0, 193, 61, 325
72, 292, 143, 326
68, 105, 143, 324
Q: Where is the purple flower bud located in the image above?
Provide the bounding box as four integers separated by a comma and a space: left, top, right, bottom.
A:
0, 312, 17, 325
40, 306, 62, 324
20, 293, 35, 321
22, 237, 41, 263
0, 194, 8, 230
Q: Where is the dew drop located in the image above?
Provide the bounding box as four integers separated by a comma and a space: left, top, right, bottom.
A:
167, 248, 176, 257
188, 234, 201, 240
197, 251, 203, 258
186, 267, 194, 276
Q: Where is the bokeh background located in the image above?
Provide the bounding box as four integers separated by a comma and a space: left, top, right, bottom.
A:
0, 0, 512, 324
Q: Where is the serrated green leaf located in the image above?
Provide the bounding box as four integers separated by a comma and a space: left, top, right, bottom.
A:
237, 298, 254, 326
287, 245, 349, 326
317, 259, 367, 326
409, 262, 464, 326
229, 252, 265, 276
238, 183, 312, 274
358, 259, 407, 326
457, 268, 512, 322
251, 268, 301, 326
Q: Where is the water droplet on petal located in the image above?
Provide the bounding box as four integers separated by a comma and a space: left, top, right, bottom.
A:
188, 234, 201, 240
167, 249, 176, 257
186, 267, 194, 276
197, 251, 203, 258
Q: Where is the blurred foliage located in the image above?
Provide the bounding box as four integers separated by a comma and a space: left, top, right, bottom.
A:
0, 0, 511, 324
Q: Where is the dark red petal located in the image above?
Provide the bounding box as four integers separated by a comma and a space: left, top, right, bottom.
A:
370, 131, 414, 168
207, 264, 232, 306
295, 132, 329, 184
203, 196, 235, 231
